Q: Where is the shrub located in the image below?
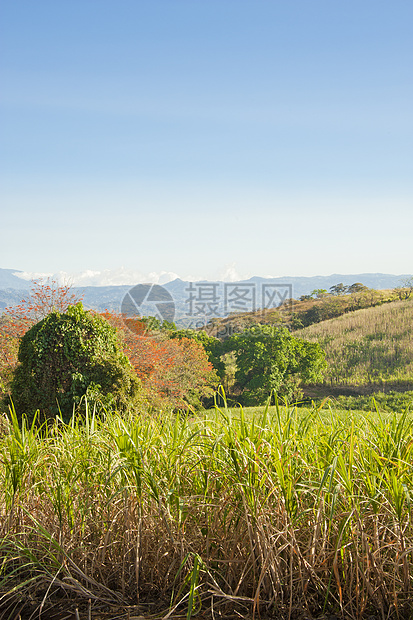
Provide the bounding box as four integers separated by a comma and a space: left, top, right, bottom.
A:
10, 303, 141, 421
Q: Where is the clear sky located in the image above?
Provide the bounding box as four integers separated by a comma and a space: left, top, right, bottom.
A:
1, 0, 412, 284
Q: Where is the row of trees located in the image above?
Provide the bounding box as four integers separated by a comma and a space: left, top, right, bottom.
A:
301, 279, 413, 302
300, 282, 369, 301
0, 280, 327, 420
292, 281, 412, 329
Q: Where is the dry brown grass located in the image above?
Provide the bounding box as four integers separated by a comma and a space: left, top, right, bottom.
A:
297, 299, 413, 390
1, 402, 413, 619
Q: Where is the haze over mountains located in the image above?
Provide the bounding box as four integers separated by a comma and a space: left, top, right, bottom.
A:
1, 268, 410, 325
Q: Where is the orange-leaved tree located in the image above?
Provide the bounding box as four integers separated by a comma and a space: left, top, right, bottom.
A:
0, 279, 82, 398
103, 313, 218, 410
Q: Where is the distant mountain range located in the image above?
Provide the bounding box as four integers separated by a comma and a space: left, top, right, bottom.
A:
1, 268, 410, 325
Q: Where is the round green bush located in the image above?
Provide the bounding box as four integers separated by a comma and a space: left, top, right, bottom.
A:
10, 303, 142, 421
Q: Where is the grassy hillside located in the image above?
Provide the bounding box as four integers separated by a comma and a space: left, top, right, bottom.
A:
204, 289, 413, 400
296, 299, 413, 394
205, 287, 398, 338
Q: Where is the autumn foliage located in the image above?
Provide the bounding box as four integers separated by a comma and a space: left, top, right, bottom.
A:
0, 279, 83, 397
5, 278, 81, 332
103, 313, 218, 410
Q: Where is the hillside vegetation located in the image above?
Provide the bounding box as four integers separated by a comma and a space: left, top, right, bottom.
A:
3, 281, 413, 409
203, 285, 413, 400
205, 286, 400, 338
296, 299, 413, 394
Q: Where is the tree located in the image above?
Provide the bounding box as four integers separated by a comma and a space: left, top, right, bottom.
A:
310, 289, 328, 299
10, 303, 141, 421
402, 277, 413, 297
102, 313, 219, 410
154, 337, 218, 409
169, 328, 225, 379
330, 283, 347, 296
4, 278, 82, 336
1, 279, 83, 400
227, 325, 326, 405
347, 282, 368, 294
394, 277, 413, 300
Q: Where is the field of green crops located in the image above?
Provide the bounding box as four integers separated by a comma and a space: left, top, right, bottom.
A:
1, 398, 413, 619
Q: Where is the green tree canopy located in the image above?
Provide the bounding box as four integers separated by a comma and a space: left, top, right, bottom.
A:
10, 303, 141, 421
347, 282, 368, 294
395, 277, 413, 300
226, 325, 326, 405
310, 289, 328, 299
330, 283, 347, 296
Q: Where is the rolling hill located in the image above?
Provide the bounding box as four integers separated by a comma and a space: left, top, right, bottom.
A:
296, 298, 413, 396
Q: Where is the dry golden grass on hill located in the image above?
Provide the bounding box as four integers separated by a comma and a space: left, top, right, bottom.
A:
297, 299, 413, 390
204, 289, 398, 339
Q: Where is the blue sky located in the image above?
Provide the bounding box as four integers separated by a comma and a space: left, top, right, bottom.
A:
1, 0, 412, 284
